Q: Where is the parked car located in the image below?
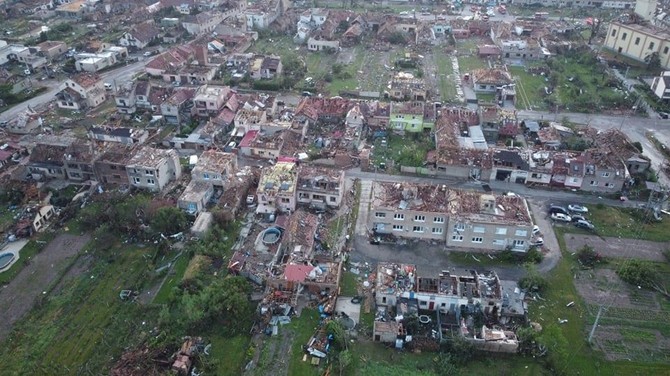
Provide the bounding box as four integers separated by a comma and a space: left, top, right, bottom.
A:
574, 220, 595, 230
568, 204, 589, 213
532, 225, 540, 235
531, 237, 544, 246
551, 213, 572, 222
549, 205, 569, 215
570, 214, 586, 223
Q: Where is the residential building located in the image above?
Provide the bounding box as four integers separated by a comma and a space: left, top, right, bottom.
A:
55, 0, 89, 18
604, 21, 670, 70
162, 65, 217, 85
62, 141, 97, 182
182, 11, 225, 35
471, 68, 513, 93
389, 101, 425, 133
239, 130, 284, 159
245, 0, 281, 30
389, 71, 426, 101
256, 161, 298, 213
94, 145, 135, 186
369, 182, 534, 251
119, 22, 161, 49
125, 147, 182, 192
306, 37, 339, 52
35, 40, 67, 60
249, 55, 282, 80
56, 74, 106, 110
178, 180, 214, 214
144, 45, 196, 76
27, 137, 76, 180
74, 46, 128, 72
651, 71, 670, 100
193, 85, 232, 117
160, 88, 196, 125
191, 149, 238, 187
296, 165, 345, 209
88, 126, 149, 145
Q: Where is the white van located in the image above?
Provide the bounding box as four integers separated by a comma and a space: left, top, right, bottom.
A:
104, 83, 113, 90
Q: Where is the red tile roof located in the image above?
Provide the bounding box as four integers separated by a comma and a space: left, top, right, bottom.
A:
239, 130, 258, 148
284, 264, 314, 282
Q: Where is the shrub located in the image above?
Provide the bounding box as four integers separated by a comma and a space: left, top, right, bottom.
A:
576, 245, 602, 268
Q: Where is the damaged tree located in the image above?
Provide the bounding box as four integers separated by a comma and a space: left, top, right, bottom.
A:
588, 17, 602, 45
617, 260, 670, 299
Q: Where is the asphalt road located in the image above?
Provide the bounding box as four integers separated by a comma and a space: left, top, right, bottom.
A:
0, 60, 148, 123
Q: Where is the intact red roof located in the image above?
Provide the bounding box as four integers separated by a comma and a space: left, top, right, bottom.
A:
239, 130, 258, 147
284, 264, 314, 282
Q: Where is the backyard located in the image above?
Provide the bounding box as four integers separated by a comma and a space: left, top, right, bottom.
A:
371, 133, 435, 169
562, 204, 670, 242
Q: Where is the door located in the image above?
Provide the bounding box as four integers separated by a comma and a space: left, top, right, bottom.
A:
429, 301, 435, 310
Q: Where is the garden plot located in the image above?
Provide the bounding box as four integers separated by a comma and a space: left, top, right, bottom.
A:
574, 268, 670, 364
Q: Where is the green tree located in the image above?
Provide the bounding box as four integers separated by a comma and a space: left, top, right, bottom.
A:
200, 276, 252, 332
327, 320, 348, 350
518, 263, 548, 292
388, 32, 406, 45
150, 206, 188, 235
616, 259, 668, 299
576, 245, 602, 268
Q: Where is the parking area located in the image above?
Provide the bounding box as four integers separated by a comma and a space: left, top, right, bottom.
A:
563, 233, 667, 261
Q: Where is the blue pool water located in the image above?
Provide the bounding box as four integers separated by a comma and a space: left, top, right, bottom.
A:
0, 252, 15, 269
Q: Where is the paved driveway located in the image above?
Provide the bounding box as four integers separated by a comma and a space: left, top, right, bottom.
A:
528, 199, 562, 273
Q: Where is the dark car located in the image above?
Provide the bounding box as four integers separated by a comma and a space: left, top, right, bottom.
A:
549, 205, 569, 215
570, 214, 586, 223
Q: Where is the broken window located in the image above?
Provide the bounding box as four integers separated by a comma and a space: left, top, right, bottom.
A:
452, 235, 463, 242
515, 229, 528, 237
413, 226, 424, 233
393, 224, 403, 231
495, 228, 507, 235
394, 213, 405, 220
414, 215, 426, 222
471, 237, 483, 243
473, 226, 485, 233
433, 216, 444, 223
432, 227, 443, 234
375, 212, 386, 218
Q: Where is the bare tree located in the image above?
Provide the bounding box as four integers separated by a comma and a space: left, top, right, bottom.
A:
588, 17, 602, 45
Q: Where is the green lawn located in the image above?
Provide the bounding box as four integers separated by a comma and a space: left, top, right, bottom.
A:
432, 47, 456, 102
207, 334, 250, 375
509, 66, 550, 110
327, 46, 366, 95
562, 205, 670, 242
340, 271, 359, 296
0, 244, 159, 374
458, 56, 488, 73
372, 134, 434, 168
152, 252, 191, 304
287, 309, 321, 376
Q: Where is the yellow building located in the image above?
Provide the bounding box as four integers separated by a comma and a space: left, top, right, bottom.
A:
603, 21, 670, 69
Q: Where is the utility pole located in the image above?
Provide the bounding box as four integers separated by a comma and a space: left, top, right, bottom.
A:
588, 305, 603, 343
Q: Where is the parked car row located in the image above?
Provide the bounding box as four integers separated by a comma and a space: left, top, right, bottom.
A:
549, 204, 595, 231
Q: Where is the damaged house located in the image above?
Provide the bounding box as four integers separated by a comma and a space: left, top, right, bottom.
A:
125, 146, 182, 192
256, 160, 298, 214
296, 165, 345, 210
56, 73, 106, 111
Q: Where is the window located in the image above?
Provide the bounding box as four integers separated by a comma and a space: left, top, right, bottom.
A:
493, 239, 506, 246
329, 196, 336, 202
471, 237, 483, 243
649, 42, 655, 50
611, 29, 616, 37
413, 226, 424, 233
453, 223, 465, 232
375, 212, 386, 218
515, 229, 528, 237
147, 178, 155, 185
635, 37, 640, 45
432, 227, 443, 234
473, 226, 486, 233
605, 182, 615, 188
420, 301, 427, 307
590, 180, 598, 186
664, 46, 669, 54
513, 240, 525, 247
414, 215, 425, 222
601, 172, 610, 178
394, 213, 405, 220
393, 224, 403, 231
203, 173, 210, 179
110, 165, 117, 170
433, 216, 444, 223
621, 32, 627, 40
281, 198, 290, 203
451, 235, 463, 242
495, 228, 507, 235
133, 177, 141, 184
145, 170, 154, 176
298, 192, 308, 198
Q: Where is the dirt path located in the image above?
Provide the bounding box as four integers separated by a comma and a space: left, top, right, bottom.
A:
564, 233, 667, 261
0, 233, 90, 341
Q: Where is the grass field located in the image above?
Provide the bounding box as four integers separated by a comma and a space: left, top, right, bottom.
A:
0, 244, 159, 374
432, 48, 457, 102
563, 205, 670, 242
152, 252, 191, 304
288, 309, 321, 376
458, 55, 489, 72
510, 66, 549, 110
372, 134, 434, 168
528, 227, 670, 374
